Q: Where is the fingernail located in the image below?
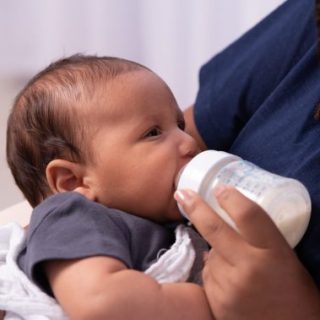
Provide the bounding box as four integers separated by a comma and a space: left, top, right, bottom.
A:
174, 189, 196, 206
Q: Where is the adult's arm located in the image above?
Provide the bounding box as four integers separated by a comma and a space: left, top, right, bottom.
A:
184, 105, 207, 150
174, 186, 320, 320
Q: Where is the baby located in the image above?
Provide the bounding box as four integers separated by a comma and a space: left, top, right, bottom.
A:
6, 55, 213, 319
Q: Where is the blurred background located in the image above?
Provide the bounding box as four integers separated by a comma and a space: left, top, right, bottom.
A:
0, 0, 285, 210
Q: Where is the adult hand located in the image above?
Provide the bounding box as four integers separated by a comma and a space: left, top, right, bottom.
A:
174, 186, 320, 320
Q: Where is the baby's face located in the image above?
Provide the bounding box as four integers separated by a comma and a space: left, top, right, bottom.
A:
83, 70, 199, 222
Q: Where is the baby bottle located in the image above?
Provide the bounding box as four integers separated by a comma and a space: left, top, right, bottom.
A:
176, 150, 311, 247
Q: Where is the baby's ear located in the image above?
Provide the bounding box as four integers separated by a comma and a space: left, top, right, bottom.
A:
46, 159, 95, 200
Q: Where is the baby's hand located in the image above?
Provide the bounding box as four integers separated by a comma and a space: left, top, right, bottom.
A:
175, 186, 320, 320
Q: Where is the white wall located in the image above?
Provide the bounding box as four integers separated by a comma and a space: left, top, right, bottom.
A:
0, 0, 285, 210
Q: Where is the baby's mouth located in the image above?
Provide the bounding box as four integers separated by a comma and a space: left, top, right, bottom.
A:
175, 158, 193, 190
174, 167, 185, 189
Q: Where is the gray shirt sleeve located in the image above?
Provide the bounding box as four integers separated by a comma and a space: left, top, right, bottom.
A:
18, 192, 174, 296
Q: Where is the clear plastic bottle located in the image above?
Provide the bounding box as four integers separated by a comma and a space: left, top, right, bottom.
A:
176, 150, 311, 247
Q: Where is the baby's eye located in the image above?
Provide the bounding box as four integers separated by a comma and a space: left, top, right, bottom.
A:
145, 127, 162, 138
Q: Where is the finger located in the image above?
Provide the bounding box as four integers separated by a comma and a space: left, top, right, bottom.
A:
174, 188, 248, 263
214, 185, 288, 248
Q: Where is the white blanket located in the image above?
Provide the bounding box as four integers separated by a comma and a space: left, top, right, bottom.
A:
0, 223, 198, 319
0, 223, 68, 319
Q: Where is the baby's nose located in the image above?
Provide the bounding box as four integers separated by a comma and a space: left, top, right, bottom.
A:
179, 131, 200, 158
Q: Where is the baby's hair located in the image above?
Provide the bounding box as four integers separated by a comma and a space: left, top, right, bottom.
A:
6, 54, 148, 207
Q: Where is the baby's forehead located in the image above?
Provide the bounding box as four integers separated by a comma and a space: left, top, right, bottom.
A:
89, 70, 174, 109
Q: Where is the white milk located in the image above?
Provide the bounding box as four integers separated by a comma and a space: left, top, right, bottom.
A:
176, 150, 311, 247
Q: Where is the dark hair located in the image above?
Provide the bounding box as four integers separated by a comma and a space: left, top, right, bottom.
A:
6, 54, 147, 207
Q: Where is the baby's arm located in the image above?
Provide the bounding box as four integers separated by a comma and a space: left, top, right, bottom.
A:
45, 256, 214, 320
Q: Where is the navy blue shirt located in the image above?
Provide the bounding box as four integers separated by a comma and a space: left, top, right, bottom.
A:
195, 0, 320, 287
18, 192, 175, 296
